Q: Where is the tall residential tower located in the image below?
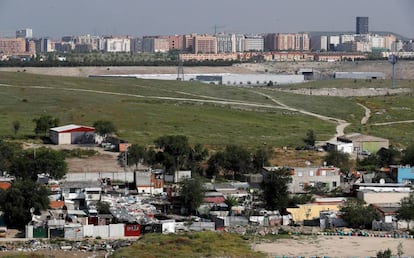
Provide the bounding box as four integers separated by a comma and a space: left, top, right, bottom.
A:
356, 17, 369, 35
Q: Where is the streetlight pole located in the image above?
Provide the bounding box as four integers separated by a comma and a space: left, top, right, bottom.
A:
124, 147, 128, 196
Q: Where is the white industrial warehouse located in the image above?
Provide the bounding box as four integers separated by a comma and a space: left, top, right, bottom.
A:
91, 73, 305, 86
50, 124, 95, 145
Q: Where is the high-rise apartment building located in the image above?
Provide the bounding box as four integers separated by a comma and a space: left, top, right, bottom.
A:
16, 28, 33, 39
74, 34, 100, 50
168, 35, 184, 51
104, 37, 131, 52
276, 33, 295, 50
244, 35, 264, 52
131, 38, 143, 53
193, 35, 217, 54
264, 33, 278, 51
234, 34, 245, 52
294, 33, 310, 51
184, 34, 196, 52
0, 37, 27, 55
216, 33, 236, 53
310, 35, 328, 51
35, 38, 54, 53
356, 17, 369, 35
142, 37, 169, 53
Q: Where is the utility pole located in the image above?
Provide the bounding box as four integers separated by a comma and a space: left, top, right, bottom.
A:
177, 58, 184, 81
124, 147, 129, 195
388, 54, 398, 89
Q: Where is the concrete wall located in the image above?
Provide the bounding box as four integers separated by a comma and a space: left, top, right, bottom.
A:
65, 171, 134, 182
83, 224, 94, 237
189, 222, 215, 231
287, 204, 341, 223
93, 225, 109, 238
109, 224, 124, 237
357, 191, 410, 204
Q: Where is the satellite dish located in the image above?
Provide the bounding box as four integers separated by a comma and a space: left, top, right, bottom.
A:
379, 178, 385, 184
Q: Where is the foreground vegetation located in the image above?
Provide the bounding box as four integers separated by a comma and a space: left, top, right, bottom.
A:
111, 232, 264, 258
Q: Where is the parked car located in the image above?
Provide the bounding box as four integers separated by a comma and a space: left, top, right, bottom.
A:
359, 150, 371, 156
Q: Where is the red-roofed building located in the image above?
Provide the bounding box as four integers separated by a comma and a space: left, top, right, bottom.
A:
49, 200, 65, 210
49, 124, 95, 145
0, 182, 11, 190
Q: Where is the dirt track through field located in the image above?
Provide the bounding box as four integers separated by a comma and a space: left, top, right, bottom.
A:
2, 80, 414, 143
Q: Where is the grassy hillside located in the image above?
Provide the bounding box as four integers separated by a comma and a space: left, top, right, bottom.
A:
1, 70, 413, 147
111, 232, 264, 258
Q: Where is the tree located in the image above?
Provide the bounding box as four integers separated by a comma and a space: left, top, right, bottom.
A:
401, 143, 414, 166
376, 249, 392, 258
0, 140, 21, 173
325, 150, 352, 174
252, 146, 271, 173
188, 143, 208, 174
398, 192, 414, 228
93, 120, 117, 142
222, 145, 252, 178
304, 182, 328, 195
126, 144, 147, 169
224, 196, 239, 214
154, 135, 191, 173
376, 147, 401, 167
179, 177, 205, 215
12, 121, 20, 135
261, 168, 291, 211
33, 115, 59, 136
96, 201, 111, 214
206, 151, 225, 178
10, 147, 67, 180
303, 129, 316, 147
0, 180, 49, 228
340, 199, 379, 229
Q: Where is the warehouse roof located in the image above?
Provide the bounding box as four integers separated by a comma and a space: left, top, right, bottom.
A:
50, 124, 94, 133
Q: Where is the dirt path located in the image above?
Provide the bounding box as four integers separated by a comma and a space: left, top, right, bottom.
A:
253, 91, 350, 140
358, 103, 371, 125
254, 235, 414, 257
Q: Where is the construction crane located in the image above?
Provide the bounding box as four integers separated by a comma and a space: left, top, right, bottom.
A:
212, 25, 226, 35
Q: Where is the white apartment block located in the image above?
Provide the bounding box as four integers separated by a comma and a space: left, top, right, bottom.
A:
234, 34, 245, 52
340, 34, 355, 44
74, 34, 101, 50
216, 34, 236, 53
329, 36, 340, 47
244, 35, 264, 52
16, 28, 33, 39
104, 38, 131, 52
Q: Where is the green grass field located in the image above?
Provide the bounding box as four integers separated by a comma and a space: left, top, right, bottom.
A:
111, 232, 264, 258
1, 71, 414, 148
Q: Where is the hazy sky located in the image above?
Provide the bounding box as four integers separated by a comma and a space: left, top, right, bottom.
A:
0, 0, 413, 38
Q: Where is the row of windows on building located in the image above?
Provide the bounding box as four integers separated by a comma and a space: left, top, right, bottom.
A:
2, 32, 410, 57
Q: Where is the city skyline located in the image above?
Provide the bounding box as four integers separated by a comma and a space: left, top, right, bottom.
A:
0, 0, 413, 38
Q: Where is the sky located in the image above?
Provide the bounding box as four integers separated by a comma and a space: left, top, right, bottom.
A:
0, 0, 413, 38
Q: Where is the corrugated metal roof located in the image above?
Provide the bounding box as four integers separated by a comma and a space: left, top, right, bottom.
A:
50, 124, 94, 133
343, 133, 388, 142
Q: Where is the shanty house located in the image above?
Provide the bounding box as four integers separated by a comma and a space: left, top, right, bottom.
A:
50, 124, 95, 145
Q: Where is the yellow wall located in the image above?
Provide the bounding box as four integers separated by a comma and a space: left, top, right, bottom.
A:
287, 204, 341, 222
